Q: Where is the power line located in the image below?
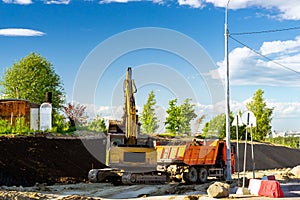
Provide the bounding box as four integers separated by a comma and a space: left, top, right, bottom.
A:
230, 26, 300, 36
229, 35, 300, 75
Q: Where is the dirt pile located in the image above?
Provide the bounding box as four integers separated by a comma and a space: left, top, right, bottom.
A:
0, 136, 106, 186
234, 142, 300, 171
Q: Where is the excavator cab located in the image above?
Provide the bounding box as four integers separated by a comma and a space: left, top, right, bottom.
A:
105, 118, 157, 172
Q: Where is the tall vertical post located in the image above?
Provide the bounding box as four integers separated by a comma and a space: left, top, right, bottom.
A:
225, 0, 232, 181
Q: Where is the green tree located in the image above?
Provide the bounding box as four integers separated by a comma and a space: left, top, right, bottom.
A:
202, 113, 226, 138
140, 91, 159, 134
0, 53, 64, 109
87, 115, 107, 133
180, 98, 197, 134
202, 112, 236, 139
165, 98, 196, 135
246, 89, 274, 141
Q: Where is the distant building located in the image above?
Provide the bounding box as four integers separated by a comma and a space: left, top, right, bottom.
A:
0, 99, 40, 130
270, 130, 300, 138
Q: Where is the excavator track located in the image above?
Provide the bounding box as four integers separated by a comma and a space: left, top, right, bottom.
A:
121, 172, 168, 185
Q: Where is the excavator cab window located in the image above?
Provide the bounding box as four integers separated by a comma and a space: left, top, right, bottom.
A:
124, 152, 146, 163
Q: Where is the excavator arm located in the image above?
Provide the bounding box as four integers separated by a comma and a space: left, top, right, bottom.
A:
124, 67, 138, 145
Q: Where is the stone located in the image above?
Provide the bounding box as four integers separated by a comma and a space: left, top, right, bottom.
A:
207, 181, 230, 198
290, 165, 300, 178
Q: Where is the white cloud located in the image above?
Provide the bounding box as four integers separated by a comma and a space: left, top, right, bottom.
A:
0, 28, 45, 36
100, 0, 131, 3
2, 0, 32, 4
44, 0, 70, 4
99, 0, 164, 4
209, 35, 300, 87
260, 36, 300, 55
178, 0, 204, 8
204, 0, 300, 20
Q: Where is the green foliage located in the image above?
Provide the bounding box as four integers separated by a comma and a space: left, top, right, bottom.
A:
165, 99, 181, 134
202, 113, 226, 138
180, 98, 197, 133
140, 91, 159, 134
265, 136, 300, 148
0, 53, 64, 109
13, 117, 30, 134
87, 115, 107, 133
246, 89, 274, 141
202, 112, 237, 139
0, 117, 29, 134
0, 119, 13, 134
165, 98, 196, 135
51, 111, 70, 133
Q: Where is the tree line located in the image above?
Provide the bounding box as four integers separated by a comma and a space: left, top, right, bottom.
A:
0, 53, 274, 141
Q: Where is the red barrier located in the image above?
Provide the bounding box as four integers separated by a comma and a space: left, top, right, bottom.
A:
258, 180, 284, 198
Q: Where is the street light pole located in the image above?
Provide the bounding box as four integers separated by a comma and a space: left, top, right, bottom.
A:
225, 0, 232, 181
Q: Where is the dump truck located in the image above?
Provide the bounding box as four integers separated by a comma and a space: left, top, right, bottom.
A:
156, 139, 235, 183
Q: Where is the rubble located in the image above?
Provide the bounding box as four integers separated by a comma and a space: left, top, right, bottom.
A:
207, 181, 230, 198
290, 165, 300, 178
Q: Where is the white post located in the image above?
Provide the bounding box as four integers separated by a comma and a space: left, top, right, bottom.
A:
225, 0, 232, 181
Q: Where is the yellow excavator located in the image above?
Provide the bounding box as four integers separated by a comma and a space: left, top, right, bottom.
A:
88, 67, 167, 184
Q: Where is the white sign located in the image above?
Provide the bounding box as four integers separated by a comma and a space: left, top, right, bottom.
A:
232, 114, 243, 127
40, 103, 52, 131
242, 111, 256, 127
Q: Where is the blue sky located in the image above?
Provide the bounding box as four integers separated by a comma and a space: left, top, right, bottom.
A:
0, 0, 300, 132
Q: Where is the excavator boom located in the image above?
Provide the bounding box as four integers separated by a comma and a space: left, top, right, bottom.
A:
124, 67, 137, 145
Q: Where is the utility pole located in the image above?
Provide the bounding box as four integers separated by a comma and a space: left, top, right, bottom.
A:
225, 0, 232, 181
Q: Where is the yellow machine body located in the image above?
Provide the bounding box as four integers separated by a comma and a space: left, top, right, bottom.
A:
108, 146, 157, 172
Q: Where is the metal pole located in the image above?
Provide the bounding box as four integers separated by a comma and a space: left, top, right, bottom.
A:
225, 0, 232, 181
242, 112, 249, 189
236, 115, 240, 186
250, 124, 255, 178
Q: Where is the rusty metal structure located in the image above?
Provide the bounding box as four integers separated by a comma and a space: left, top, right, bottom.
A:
0, 99, 39, 126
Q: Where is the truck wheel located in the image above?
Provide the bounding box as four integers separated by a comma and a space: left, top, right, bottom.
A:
88, 169, 99, 183
198, 168, 208, 183
187, 167, 198, 183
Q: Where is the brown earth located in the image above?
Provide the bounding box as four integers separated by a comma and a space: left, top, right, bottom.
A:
0, 135, 106, 186
232, 141, 300, 171
0, 135, 300, 187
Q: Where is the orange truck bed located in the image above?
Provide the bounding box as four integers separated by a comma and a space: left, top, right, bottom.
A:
157, 140, 227, 166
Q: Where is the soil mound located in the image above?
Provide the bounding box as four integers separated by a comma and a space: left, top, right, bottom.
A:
234, 142, 300, 171
0, 136, 106, 186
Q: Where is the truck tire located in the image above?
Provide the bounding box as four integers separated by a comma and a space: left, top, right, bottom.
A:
187, 167, 198, 183
198, 168, 208, 183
